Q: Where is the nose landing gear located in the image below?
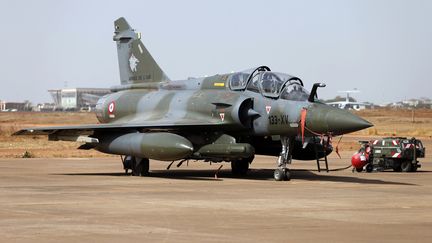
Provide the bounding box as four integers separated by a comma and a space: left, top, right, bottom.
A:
274, 136, 293, 181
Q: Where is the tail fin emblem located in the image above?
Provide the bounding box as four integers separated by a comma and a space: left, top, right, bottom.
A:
129, 54, 139, 72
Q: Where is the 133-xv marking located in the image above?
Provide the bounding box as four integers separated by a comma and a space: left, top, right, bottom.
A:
268, 115, 289, 125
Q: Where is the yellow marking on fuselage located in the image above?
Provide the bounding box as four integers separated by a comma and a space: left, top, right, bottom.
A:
213, 82, 225, 87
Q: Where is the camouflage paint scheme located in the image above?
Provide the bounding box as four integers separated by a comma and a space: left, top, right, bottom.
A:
15, 17, 372, 181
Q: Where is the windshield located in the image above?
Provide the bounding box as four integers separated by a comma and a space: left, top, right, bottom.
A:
246, 71, 295, 97
280, 80, 310, 101
229, 72, 250, 90
229, 66, 270, 91
259, 72, 289, 96
228, 67, 309, 100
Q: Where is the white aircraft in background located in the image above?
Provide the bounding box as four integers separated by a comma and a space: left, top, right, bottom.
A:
326, 90, 367, 111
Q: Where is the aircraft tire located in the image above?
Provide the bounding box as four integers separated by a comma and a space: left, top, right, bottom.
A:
140, 158, 150, 176
284, 169, 291, 181
274, 169, 285, 181
231, 158, 250, 176
132, 157, 150, 176
123, 155, 134, 172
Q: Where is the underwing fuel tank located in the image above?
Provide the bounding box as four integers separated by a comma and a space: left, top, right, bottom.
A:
195, 143, 255, 159
96, 132, 194, 161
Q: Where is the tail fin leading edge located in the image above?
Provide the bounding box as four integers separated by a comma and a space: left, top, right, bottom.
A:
113, 17, 170, 86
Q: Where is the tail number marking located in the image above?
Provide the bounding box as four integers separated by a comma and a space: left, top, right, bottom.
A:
268, 115, 289, 125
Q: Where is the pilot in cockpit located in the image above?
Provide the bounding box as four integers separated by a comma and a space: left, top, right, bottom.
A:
280, 82, 309, 101
261, 72, 278, 94
230, 74, 241, 87
230, 73, 248, 89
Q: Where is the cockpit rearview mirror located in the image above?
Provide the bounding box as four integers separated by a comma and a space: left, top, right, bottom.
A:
308, 83, 326, 102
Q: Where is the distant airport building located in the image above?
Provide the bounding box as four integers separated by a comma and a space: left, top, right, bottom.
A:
0, 100, 32, 111
48, 88, 111, 110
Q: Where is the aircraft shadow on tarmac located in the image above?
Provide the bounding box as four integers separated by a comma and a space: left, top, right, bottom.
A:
58, 168, 418, 185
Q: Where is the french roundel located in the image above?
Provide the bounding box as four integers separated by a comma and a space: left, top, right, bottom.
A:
108, 102, 115, 114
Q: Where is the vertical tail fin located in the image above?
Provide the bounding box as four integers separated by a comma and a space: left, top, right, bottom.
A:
113, 17, 170, 86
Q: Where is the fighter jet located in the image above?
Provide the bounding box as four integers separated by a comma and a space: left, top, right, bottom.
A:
14, 17, 372, 181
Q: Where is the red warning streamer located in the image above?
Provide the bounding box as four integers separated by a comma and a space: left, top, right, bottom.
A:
300, 108, 307, 144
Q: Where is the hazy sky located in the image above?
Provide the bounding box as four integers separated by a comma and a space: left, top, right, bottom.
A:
0, 0, 431, 104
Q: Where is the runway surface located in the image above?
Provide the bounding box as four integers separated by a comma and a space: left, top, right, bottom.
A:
1, 153, 431, 242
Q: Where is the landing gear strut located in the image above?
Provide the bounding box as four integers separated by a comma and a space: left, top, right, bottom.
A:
274, 136, 293, 181
122, 156, 149, 176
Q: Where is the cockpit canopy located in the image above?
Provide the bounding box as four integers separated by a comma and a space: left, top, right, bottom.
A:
228, 66, 310, 101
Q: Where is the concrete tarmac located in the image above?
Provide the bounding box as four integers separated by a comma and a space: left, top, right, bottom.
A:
0, 153, 431, 242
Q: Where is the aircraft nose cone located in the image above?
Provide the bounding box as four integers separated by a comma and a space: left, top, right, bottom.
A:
306, 104, 373, 135
325, 109, 372, 134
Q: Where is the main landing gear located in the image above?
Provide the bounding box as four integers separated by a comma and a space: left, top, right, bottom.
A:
274, 136, 293, 181
231, 156, 254, 176
122, 156, 149, 176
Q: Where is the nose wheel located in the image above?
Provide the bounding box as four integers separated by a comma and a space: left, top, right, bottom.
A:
274, 168, 291, 181
274, 136, 294, 181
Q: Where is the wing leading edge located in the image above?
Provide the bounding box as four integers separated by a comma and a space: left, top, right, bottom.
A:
13, 121, 235, 137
